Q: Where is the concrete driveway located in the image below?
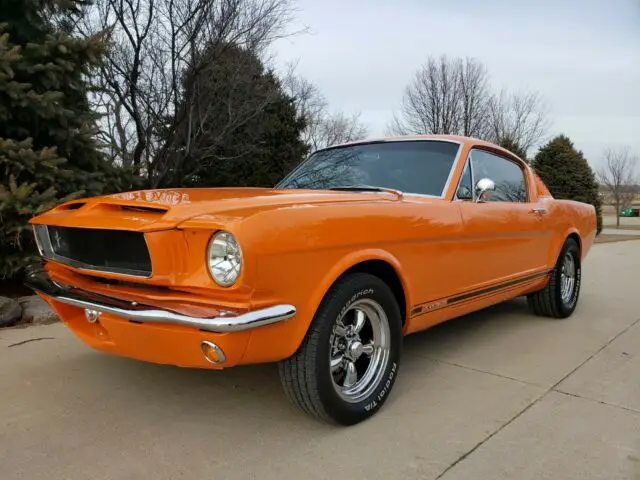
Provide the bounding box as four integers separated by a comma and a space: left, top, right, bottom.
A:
2, 240, 640, 480
601, 228, 640, 236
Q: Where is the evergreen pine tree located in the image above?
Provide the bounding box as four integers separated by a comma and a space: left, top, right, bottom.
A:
154, 43, 308, 188
498, 135, 528, 162
531, 135, 603, 234
0, 0, 123, 280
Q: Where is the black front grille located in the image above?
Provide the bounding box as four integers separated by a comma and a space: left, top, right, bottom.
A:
45, 226, 152, 277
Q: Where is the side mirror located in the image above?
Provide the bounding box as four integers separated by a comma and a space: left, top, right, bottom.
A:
475, 178, 496, 203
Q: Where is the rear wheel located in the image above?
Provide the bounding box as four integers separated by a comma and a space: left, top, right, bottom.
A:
278, 272, 402, 425
527, 237, 581, 318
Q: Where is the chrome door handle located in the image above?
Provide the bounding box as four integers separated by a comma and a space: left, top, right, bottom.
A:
529, 207, 547, 215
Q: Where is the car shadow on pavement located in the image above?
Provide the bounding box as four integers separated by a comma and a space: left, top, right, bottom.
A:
48, 296, 542, 427
403, 296, 536, 356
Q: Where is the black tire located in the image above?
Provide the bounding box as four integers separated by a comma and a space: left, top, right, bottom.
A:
527, 237, 581, 318
278, 272, 403, 425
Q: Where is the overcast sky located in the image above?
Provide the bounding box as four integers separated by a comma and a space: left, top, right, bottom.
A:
271, 0, 640, 168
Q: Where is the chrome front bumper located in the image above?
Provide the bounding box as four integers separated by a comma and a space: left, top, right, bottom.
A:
24, 265, 296, 333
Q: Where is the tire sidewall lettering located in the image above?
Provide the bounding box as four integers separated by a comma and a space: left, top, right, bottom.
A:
568, 260, 581, 308
364, 361, 397, 412
338, 288, 374, 319
562, 246, 581, 309
556, 242, 581, 312
321, 274, 402, 424
376, 361, 397, 402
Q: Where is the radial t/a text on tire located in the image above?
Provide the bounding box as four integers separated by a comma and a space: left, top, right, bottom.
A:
278, 272, 403, 425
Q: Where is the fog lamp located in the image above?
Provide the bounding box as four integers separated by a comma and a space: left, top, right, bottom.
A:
201, 341, 226, 365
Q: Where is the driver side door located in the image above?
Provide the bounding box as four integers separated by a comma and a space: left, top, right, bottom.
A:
454, 148, 551, 292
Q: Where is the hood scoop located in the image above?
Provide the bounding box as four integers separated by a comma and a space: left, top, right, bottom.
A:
57, 201, 87, 211
116, 205, 169, 215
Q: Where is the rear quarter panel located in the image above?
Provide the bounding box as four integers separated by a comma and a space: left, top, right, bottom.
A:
540, 197, 597, 264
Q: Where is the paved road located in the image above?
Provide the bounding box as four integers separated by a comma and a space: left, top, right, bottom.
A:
603, 214, 640, 230
601, 228, 640, 236
2, 241, 640, 480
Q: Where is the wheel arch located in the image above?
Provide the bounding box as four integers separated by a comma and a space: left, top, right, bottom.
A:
305, 250, 411, 332
567, 231, 582, 257
550, 228, 582, 266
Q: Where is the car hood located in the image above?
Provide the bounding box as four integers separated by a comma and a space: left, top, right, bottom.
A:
31, 187, 407, 232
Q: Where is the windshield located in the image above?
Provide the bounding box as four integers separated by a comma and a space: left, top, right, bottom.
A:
276, 140, 460, 197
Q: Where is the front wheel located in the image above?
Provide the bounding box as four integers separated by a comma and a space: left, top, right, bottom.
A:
278, 272, 403, 425
527, 237, 582, 318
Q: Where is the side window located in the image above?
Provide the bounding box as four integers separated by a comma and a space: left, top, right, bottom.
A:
471, 150, 527, 202
456, 160, 473, 200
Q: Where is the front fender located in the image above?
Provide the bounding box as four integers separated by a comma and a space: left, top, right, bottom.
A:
239, 247, 411, 365
305, 248, 411, 331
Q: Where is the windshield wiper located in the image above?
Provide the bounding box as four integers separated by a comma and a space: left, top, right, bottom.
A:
328, 185, 404, 198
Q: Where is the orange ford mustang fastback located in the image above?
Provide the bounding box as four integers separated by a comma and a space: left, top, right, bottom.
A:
26, 134, 597, 425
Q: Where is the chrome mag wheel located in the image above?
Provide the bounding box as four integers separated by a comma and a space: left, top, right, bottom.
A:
526, 237, 581, 319
329, 298, 391, 403
279, 272, 402, 424
560, 252, 576, 304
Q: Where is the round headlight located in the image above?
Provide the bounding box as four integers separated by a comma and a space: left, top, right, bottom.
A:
207, 231, 243, 287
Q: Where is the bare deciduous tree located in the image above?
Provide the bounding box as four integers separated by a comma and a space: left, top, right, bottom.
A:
308, 111, 368, 151
388, 55, 549, 157
281, 67, 325, 145
486, 89, 549, 155
458, 57, 491, 138
387, 55, 489, 137
283, 68, 368, 151
76, 0, 299, 182
597, 146, 639, 229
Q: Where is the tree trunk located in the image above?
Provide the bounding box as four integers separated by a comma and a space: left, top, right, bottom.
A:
616, 201, 620, 229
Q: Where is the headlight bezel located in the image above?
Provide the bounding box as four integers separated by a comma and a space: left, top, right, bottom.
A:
206, 230, 243, 287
